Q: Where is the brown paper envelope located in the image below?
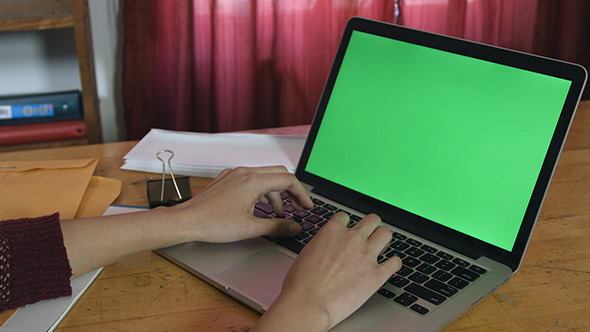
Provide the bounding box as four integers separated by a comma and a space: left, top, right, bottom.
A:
75, 176, 122, 219
0, 158, 98, 220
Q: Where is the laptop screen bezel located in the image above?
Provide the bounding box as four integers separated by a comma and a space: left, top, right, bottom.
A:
295, 17, 587, 272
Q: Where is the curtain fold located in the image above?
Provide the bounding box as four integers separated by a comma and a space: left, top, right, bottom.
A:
123, 0, 396, 139
399, 0, 539, 53
123, 0, 589, 140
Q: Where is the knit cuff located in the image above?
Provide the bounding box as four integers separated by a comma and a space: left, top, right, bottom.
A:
0, 213, 72, 311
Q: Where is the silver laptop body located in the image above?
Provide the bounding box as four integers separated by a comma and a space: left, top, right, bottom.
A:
157, 17, 587, 331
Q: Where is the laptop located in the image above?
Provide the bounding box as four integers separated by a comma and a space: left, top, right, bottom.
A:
157, 17, 587, 331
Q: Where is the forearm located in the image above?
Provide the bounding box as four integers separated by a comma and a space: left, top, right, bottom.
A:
60, 207, 190, 278
60, 166, 312, 279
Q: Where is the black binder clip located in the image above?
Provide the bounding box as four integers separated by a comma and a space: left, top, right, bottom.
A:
147, 149, 192, 208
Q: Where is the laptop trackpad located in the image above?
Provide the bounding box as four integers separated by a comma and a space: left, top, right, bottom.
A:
215, 247, 294, 308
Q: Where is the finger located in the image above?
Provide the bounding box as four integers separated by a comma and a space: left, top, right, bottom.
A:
380, 255, 403, 274
329, 212, 351, 228
266, 191, 286, 217
237, 165, 290, 174
258, 195, 270, 205
353, 214, 383, 239
254, 217, 302, 237
287, 191, 313, 211
256, 173, 313, 209
366, 225, 393, 257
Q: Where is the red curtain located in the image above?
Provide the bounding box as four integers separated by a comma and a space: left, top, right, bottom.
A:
122, 0, 589, 140
400, 0, 538, 52
122, 0, 397, 139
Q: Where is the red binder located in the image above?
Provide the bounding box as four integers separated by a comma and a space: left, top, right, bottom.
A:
0, 120, 87, 146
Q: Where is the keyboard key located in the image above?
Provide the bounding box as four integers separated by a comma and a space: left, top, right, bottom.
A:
410, 303, 429, 315
435, 260, 456, 271
402, 257, 421, 268
393, 232, 407, 241
469, 265, 487, 274
408, 271, 429, 284
385, 249, 406, 259
292, 210, 311, 218
391, 241, 410, 251
432, 270, 453, 282
287, 215, 303, 222
452, 257, 470, 267
420, 253, 440, 264
312, 198, 325, 205
448, 277, 469, 289
300, 221, 314, 231
293, 232, 308, 241
436, 251, 454, 261
405, 247, 425, 258
421, 244, 438, 253
305, 214, 324, 224
406, 238, 422, 247
284, 204, 295, 213
397, 266, 413, 277
405, 283, 447, 305
253, 209, 271, 218
276, 237, 305, 254
310, 206, 329, 216
451, 266, 480, 282
424, 279, 458, 297
388, 275, 410, 288
264, 235, 281, 242
378, 288, 396, 299
255, 202, 274, 214
324, 203, 338, 211
416, 263, 437, 275
394, 292, 418, 307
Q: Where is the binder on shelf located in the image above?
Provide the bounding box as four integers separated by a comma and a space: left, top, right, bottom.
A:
0, 90, 86, 145
0, 90, 83, 125
0, 120, 87, 146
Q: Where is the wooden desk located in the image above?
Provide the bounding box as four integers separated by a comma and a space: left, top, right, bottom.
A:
0, 102, 589, 330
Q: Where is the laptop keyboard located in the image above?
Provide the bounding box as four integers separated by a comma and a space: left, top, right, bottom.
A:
254, 193, 488, 316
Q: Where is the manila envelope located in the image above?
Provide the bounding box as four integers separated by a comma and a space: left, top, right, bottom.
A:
75, 175, 122, 218
0, 158, 121, 221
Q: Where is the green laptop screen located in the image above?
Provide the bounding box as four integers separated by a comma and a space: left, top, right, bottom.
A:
305, 31, 572, 251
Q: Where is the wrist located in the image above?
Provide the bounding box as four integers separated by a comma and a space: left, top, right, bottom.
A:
152, 204, 199, 244
255, 287, 331, 332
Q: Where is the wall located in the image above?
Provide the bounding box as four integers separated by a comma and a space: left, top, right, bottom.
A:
87, 0, 122, 142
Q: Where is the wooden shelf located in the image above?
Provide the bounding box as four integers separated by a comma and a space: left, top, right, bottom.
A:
0, 138, 88, 153
0, 0, 102, 149
0, 0, 73, 31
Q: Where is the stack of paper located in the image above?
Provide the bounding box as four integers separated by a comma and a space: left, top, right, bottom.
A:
121, 129, 307, 178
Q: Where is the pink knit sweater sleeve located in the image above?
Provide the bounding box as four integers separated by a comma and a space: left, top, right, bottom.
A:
0, 213, 72, 312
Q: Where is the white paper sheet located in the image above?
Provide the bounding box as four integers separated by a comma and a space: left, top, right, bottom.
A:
0, 268, 103, 332
121, 129, 307, 178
